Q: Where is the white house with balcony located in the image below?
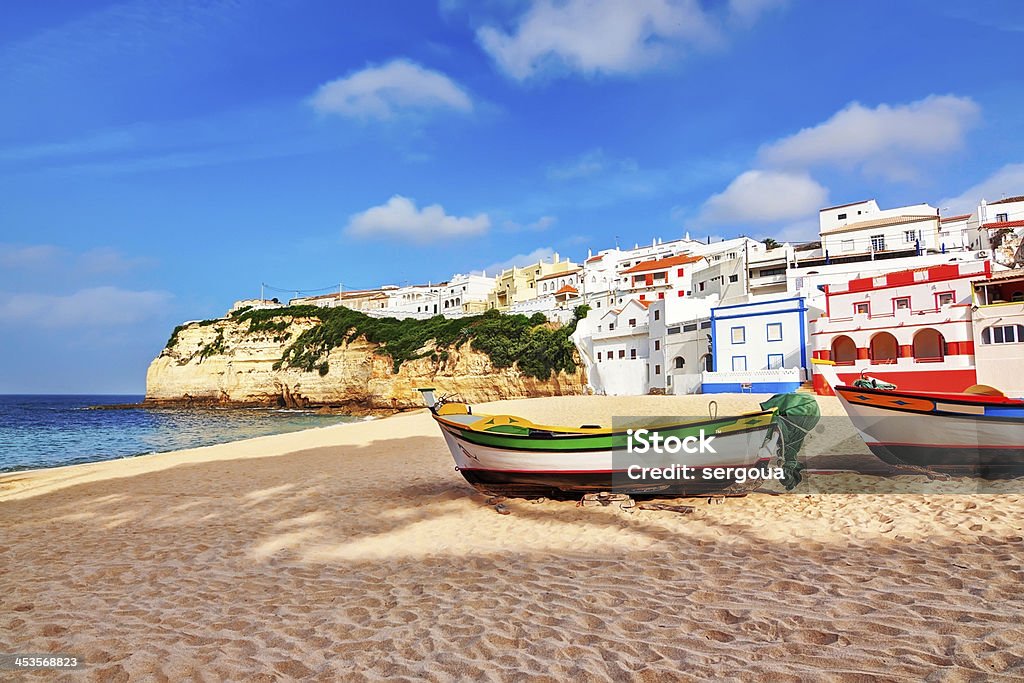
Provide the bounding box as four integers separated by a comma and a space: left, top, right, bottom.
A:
809, 260, 990, 394
574, 299, 653, 395
816, 199, 941, 264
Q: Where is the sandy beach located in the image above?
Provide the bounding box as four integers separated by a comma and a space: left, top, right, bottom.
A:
3, 394, 1024, 681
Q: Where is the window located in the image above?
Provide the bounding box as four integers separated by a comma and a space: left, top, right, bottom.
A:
683, 323, 697, 332
855, 302, 870, 315
729, 274, 738, 283
841, 240, 854, 252
654, 310, 660, 321
983, 324, 1024, 345
767, 353, 784, 369
654, 340, 661, 351
732, 356, 747, 372
608, 322, 615, 331
674, 356, 685, 369
630, 349, 637, 359
761, 267, 787, 277
628, 318, 637, 327
870, 234, 886, 251
618, 350, 625, 359
997, 213, 1009, 222
937, 292, 955, 306
677, 268, 685, 277
837, 213, 847, 220
597, 352, 602, 361
699, 282, 706, 292
766, 323, 783, 342
904, 230, 917, 244
894, 297, 910, 311
731, 326, 746, 344
667, 326, 680, 335
655, 364, 661, 375
700, 321, 711, 329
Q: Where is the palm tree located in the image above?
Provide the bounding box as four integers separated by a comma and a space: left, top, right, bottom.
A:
763, 237, 781, 250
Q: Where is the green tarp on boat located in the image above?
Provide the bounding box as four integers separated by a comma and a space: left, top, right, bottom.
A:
760, 392, 821, 490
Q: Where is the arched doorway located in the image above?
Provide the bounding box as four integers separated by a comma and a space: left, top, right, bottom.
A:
913, 328, 945, 362
701, 354, 713, 372
869, 332, 898, 364
831, 335, 856, 365
673, 356, 685, 370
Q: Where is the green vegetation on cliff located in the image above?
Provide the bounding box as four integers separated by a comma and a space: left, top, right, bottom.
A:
166, 305, 589, 380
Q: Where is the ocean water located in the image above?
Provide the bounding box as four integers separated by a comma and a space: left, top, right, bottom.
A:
0, 395, 359, 472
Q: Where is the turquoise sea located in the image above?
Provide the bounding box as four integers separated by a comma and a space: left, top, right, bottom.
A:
0, 395, 358, 472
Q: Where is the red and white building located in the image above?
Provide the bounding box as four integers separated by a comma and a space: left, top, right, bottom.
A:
619, 254, 707, 304
810, 261, 992, 394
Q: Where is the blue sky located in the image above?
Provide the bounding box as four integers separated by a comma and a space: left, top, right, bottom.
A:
2, 0, 1023, 393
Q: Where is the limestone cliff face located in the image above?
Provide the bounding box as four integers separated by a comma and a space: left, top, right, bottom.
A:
145, 316, 585, 412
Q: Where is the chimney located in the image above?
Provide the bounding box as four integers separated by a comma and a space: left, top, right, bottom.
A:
553, 252, 560, 263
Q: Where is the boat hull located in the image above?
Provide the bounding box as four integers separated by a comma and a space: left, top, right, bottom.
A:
436, 417, 782, 498
835, 386, 1024, 476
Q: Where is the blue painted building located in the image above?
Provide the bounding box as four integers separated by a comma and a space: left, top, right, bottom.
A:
703, 296, 809, 394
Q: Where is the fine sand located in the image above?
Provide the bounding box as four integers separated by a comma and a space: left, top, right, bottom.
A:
2, 394, 1024, 681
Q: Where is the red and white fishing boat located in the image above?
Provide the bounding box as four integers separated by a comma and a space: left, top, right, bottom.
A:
814, 360, 1024, 476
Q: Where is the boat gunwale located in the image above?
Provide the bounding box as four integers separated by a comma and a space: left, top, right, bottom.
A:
432, 408, 779, 440
836, 385, 1024, 423
435, 415, 779, 454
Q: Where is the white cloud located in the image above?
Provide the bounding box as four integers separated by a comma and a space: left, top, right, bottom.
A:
477, 0, 781, 80
547, 148, 638, 180
503, 215, 557, 232
345, 195, 490, 242
0, 243, 151, 274
0, 243, 62, 269
309, 59, 472, 119
698, 170, 828, 224
940, 163, 1024, 214
0, 286, 172, 328
758, 95, 981, 181
481, 247, 556, 275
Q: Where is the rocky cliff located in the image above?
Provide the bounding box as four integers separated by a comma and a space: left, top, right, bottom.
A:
145, 310, 586, 413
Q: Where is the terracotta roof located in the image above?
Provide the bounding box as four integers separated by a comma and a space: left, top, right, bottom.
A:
990, 195, 1024, 205
636, 299, 653, 308
621, 253, 704, 274
820, 199, 873, 212
554, 284, 578, 296
973, 268, 1024, 282
940, 213, 971, 222
586, 254, 604, 262
820, 214, 937, 235
535, 268, 580, 281
981, 220, 1024, 230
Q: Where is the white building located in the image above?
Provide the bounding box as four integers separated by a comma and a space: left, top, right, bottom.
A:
440, 273, 496, 316
813, 199, 941, 265
581, 299, 654, 395
386, 283, 443, 317
972, 269, 1024, 397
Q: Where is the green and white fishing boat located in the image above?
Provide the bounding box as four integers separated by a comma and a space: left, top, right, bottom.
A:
419, 389, 819, 498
